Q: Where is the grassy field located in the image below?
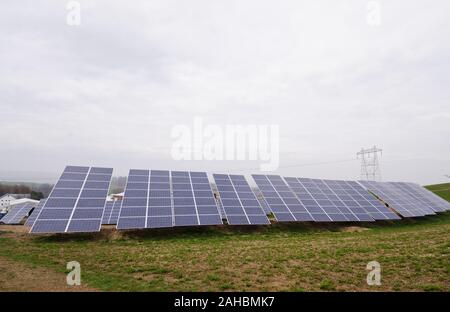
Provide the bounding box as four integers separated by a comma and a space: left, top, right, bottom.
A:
425, 183, 450, 202
0, 187, 449, 291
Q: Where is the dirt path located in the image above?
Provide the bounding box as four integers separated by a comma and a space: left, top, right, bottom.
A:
0, 256, 98, 291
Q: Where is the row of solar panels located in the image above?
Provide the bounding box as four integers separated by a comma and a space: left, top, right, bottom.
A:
1, 165, 449, 233
0, 198, 122, 226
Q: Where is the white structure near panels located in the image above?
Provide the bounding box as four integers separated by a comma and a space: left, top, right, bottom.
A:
25, 199, 47, 226
30, 166, 113, 233
213, 174, 270, 225
0, 202, 35, 224
358, 180, 434, 217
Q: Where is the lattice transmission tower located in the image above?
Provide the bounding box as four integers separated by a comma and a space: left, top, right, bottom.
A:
357, 146, 383, 181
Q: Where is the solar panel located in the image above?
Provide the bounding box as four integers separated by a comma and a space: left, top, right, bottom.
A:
213, 174, 270, 225
172, 171, 222, 226
389, 182, 450, 212
1, 202, 35, 224
252, 175, 313, 222
284, 177, 369, 222
118, 170, 222, 230
102, 201, 114, 224
108, 200, 122, 224
30, 166, 113, 233
25, 199, 47, 226
358, 180, 434, 217
322, 179, 400, 220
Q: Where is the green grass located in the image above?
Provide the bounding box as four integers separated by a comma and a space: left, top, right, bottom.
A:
0, 185, 449, 292
425, 183, 450, 202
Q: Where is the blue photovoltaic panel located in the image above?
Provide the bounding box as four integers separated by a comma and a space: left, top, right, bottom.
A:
389, 182, 450, 212
358, 180, 434, 217
172, 171, 222, 226
102, 201, 114, 224
30, 166, 113, 233
108, 200, 122, 224
284, 178, 375, 222
26, 199, 47, 226
214, 174, 269, 225
252, 175, 310, 222
118, 169, 153, 229
118, 170, 222, 229
1, 202, 36, 224
147, 170, 172, 228
102, 200, 123, 225
323, 180, 400, 220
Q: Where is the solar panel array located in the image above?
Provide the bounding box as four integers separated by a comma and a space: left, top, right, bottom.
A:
30, 166, 113, 233
1, 202, 35, 224
358, 180, 434, 217
13, 164, 448, 233
214, 174, 270, 225
252, 175, 313, 222
117, 170, 222, 230
101, 200, 122, 225
389, 182, 450, 212
25, 199, 47, 226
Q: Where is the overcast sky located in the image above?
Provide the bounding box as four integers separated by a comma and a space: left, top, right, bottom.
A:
1, 0, 449, 185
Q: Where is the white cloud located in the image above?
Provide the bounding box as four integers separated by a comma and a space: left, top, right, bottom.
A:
0, 0, 449, 184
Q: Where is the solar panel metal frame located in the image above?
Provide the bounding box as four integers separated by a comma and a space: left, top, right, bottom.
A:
358, 180, 434, 217
30, 166, 113, 233
1, 202, 35, 224
213, 174, 270, 225
252, 174, 313, 222
211, 184, 227, 219
25, 199, 47, 226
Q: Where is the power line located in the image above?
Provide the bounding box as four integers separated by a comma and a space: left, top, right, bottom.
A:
231, 158, 357, 172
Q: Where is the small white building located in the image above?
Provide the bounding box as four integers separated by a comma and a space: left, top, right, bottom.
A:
0, 196, 38, 213
108, 192, 124, 201
0, 194, 16, 213
10, 198, 39, 207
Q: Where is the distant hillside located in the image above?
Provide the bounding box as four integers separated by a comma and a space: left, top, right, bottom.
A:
425, 183, 450, 202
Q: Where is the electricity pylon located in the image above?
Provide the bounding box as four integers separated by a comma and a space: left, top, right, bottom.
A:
357, 146, 382, 181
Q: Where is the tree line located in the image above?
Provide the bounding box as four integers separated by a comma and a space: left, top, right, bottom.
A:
0, 183, 51, 200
